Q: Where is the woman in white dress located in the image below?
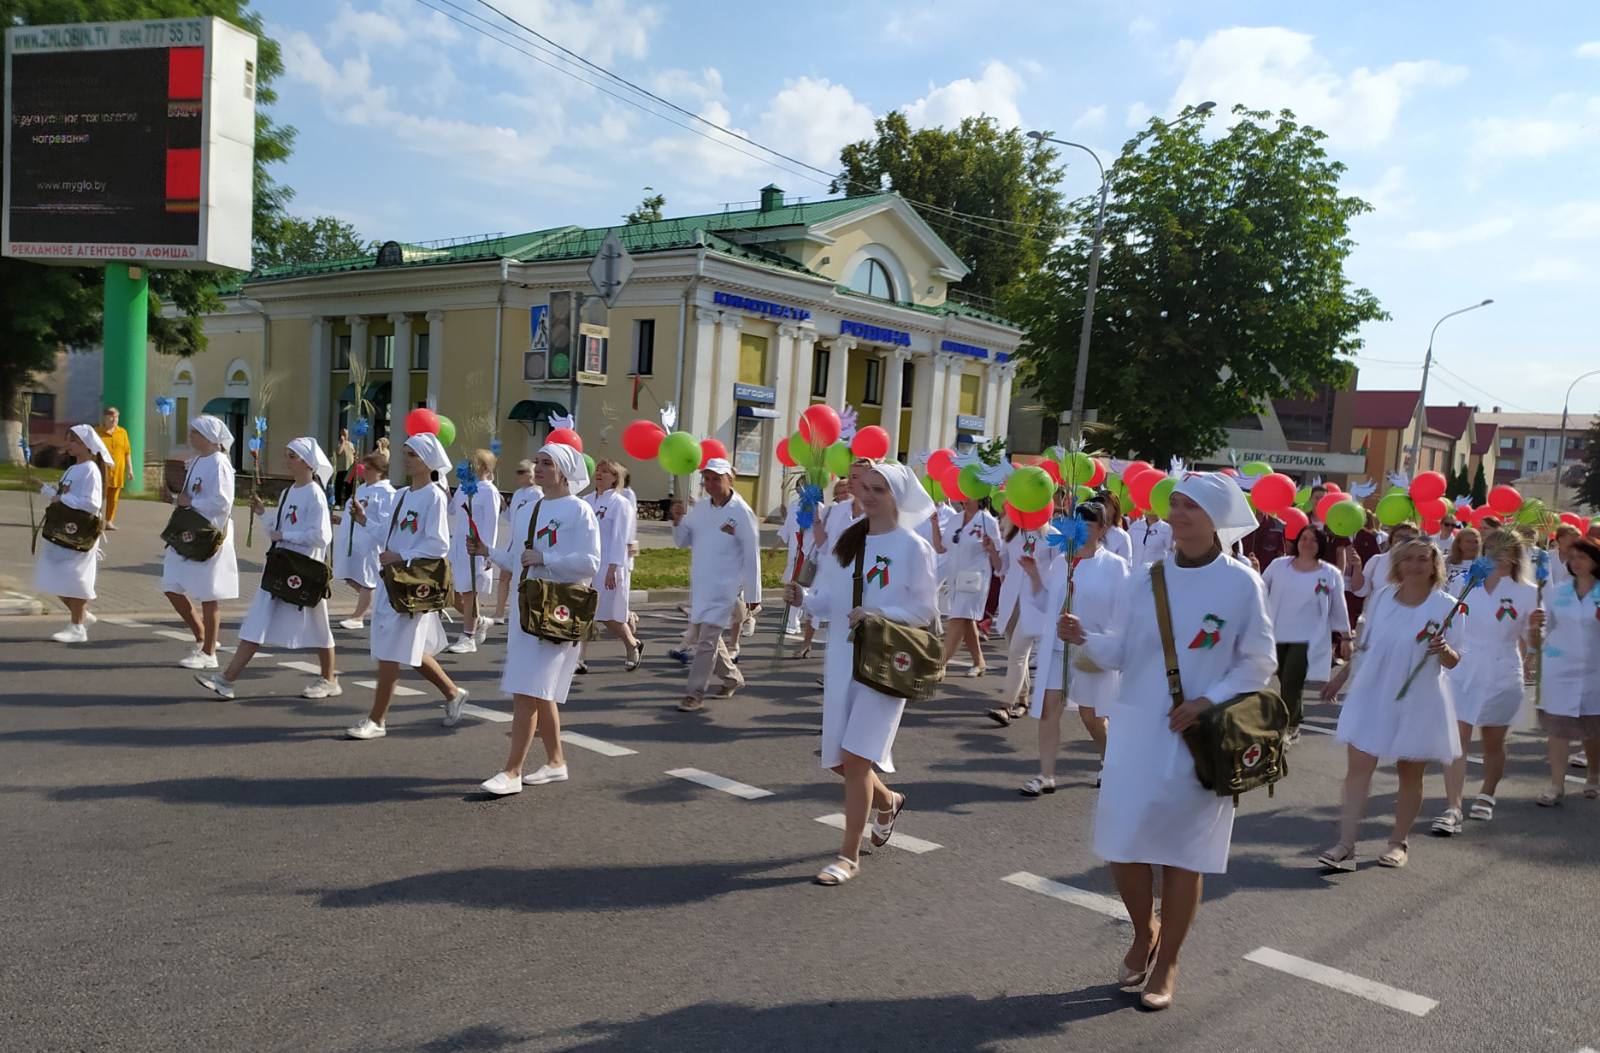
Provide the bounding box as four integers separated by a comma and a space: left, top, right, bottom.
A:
939, 497, 1001, 677
489, 460, 542, 625
1096, 489, 1134, 564
344, 433, 470, 740
445, 448, 502, 654
1444, 527, 1481, 590
35, 425, 111, 643
196, 438, 341, 701
162, 415, 240, 670
777, 475, 809, 637
473, 443, 602, 795
1023, 500, 1128, 794
1528, 537, 1600, 804
579, 459, 641, 673
1261, 524, 1351, 738
332, 450, 396, 630
1317, 538, 1463, 872
986, 518, 1057, 725
1061, 473, 1273, 1010
788, 461, 938, 886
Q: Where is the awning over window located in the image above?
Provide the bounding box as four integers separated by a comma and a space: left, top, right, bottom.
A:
737, 405, 779, 420
508, 399, 568, 424
337, 382, 391, 402
202, 397, 248, 414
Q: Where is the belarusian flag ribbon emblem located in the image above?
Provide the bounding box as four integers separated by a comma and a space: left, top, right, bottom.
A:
866, 555, 891, 588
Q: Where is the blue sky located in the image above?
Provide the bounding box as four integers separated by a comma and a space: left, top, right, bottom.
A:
264, 0, 1600, 414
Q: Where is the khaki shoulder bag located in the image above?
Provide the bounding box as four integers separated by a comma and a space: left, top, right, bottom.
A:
41, 473, 102, 553
517, 499, 599, 643
160, 461, 226, 561
379, 489, 453, 615
260, 490, 333, 609
850, 541, 944, 700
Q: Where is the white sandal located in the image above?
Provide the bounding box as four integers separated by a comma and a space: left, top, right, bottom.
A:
1020, 775, 1056, 797
869, 793, 907, 847
815, 856, 859, 886
1468, 794, 1495, 820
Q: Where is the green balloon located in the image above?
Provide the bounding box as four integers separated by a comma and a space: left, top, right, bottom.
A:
1150, 477, 1177, 518
825, 441, 854, 478
1375, 493, 1415, 527
789, 431, 817, 469
1074, 484, 1096, 503
1294, 486, 1312, 511
1241, 460, 1272, 477
957, 463, 992, 501
657, 430, 701, 475
1060, 451, 1095, 487
435, 415, 457, 447
1326, 500, 1365, 538
1104, 474, 1130, 507
583, 453, 596, 479
922, 475, 945, 503
1007, 465, 1054, 513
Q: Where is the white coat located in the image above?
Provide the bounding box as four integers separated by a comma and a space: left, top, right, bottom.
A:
334, 479, 396, 589
673, 492, 762, 627
588, 488, 636, 622
1262, 557, 1351, 681
942, 508, 1000, 621
1337, 586, 1463, 762
34, 461, 103, 600
494, 493, 601, 703
366, 482, 450, 666
1536, 578, 1600, 721
995, 528, 1050, 631
1449, 576, 1536, 727
447, 481, 501, 595
237, 482, 335, 650
1031, 546, 1129, 715
1130, 518, 1173, 567
160, 451, 240, 602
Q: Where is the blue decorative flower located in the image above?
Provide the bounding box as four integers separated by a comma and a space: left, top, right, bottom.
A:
1534, 548, 1551, 586
154, 396, 175, 417
1465, 556, 1496, 590
1046, 515, 1090, 555
247, 437, 263, 454
254, 416, 268, 435
351, 418, 371, 438
794, 483, 825, 530
455, 460, 479, 496
490, 438, 503, 456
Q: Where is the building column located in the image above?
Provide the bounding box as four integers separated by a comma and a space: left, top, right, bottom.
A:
982, 360, 1001, 436
711, 312, 742, 450
683, 313, 718, 443
761, 323, 799, 505
880, 347, 912, 461
426, 311, 445, 411
788, 329, 817, 426
996, 362, 1015, 441
936, 352, 964, 448
910, 351, 937, 454
308, 315, 330, 441
827, 337, 855, 407
389, 312, 412, 483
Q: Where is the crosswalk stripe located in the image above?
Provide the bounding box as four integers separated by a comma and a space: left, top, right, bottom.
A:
668, 767, 773, 799
279, 660, 321, 675
99, 616, 151, 628
152, 629, 232, 650
1243, 946, 1437, 1017
561, 731, 637, 757
813, 812, 941, 853
351, 680, 423, 697
1000, 871, 1130, 921
459, 702, 512, 724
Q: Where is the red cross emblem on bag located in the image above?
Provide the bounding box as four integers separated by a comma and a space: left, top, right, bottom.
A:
181, 530, 195, 543
286, 575, 302, 590
416, 583, 432, 598
892, 651, 912, 673
1242, 743, 1264, 769
553, 604, 571, 622
65, 522, 79, 535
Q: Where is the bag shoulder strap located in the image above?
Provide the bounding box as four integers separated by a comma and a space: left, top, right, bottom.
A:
1150, 562, 1185, 711
853, 538, 865, 612
521, 499, 544, 585
386, 490, 407, 547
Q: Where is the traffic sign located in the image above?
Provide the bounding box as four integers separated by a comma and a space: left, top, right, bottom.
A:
587, 230, 634, 307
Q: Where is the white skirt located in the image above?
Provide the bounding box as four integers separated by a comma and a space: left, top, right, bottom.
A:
946, 569, 990, 620
1030, 644, 1120, 716
333, 531, 381, 589
1336, 683, 1463, 763
499, 616, 581, 703
161, 529, 240, 602
448, 543, 493, 595
237, 588, 334, 650
819, 626, 907, 772
593, 566, 630, 622
34, 539, 98, 600
369, 597, 447, 666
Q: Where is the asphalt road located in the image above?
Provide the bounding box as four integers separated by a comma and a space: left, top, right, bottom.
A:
1, 610, 1597, 1053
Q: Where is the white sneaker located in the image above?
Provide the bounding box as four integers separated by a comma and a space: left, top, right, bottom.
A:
195, 673, 235, 700
51, 623, 88, 644
446, 635, 477, 655
345, 718, 386, 740
522, 763, 569, 785
473, 617, 491, 645
83, 611, 98, 627
480, 772, 523, 795
338, 617, 365, 630
302, 678, 342, 699
443, 688, 469, 727
179, 649, 219, 670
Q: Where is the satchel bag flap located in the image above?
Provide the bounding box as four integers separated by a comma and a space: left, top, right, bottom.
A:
42, 502, 102, 551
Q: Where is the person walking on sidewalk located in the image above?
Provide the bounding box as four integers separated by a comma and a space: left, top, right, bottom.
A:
343, 433, 469, 740
671, 458, 762, 712
162, 415, 240, 670
332, 451, 397, 630
197, 438, 341, 701
95, 407, 132, 531
788, 461, 938, 886
473, 443, 601, 795
36, 425, 112, 643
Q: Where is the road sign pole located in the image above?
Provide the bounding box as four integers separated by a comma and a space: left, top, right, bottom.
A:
103, 263, 150, 493
570, 293, 583, 428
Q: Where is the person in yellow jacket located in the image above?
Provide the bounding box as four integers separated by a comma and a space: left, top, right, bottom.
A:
96, 407, 133, 530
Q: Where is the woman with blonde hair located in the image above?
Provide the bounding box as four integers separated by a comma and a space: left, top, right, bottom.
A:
1318, 538, 1463, 870
36, 425, 112, 643
1445, 527, 1481, 589
446, 448, 502, 654
581, 458, 641, 671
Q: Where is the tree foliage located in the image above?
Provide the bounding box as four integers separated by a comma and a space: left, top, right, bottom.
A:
253, 215, 370, 267
834, 112, 1068, 306
1009, 106, 1386, 461
0, 0, 293, 418
1470, 461, 1489, 506
1576, 417, 1600, 511
624, 187, 666, 225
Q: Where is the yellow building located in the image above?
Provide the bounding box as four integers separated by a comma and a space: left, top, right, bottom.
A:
157, 187, 1022, 514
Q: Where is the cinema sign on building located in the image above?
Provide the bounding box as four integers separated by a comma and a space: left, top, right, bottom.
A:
187, 186, 1024, 514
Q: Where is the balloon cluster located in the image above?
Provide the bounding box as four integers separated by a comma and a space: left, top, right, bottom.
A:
404, 407, 458, 447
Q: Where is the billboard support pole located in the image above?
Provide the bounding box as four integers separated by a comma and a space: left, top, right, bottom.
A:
103, 263, 149, 494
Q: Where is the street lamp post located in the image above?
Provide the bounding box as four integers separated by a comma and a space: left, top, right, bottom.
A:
1407, 299, 1493, 476
1553, 369, 1600, 508
1027, 101, 1214, 455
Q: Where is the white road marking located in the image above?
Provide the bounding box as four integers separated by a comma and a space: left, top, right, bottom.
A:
278, 660, 322, 675
99, 616, 151, 628
813, 812, 941, 853
561, 731, 637, 757
668, 768, 774, 800
458, 702, 512, 724
1243, 946, 1437, 1017
152, 628, 233, 651
1001, 871, 1130, 922
1299, 723, 1335, 736
351, 680, 424, 697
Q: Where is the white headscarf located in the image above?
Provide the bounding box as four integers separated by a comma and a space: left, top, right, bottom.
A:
540, 442, 590, 496
405, 433, 452, 475
69, 424, 112, 463
189, 414, 234, 452
872, 461, 935, 531
286, 436, 334, 486
702, 457, 733, 477
1175, 472, 1258, 551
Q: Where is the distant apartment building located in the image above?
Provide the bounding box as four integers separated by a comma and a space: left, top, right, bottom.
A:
1480, 409, 1596, 486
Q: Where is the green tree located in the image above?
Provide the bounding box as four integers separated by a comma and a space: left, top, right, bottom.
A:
1448, 464, 1471, 501
1575, 417, 1600, 511
0, 0, 293, 424
834, 112, 1069, 306
1009, 106, 1386, 461
1471, 461, 1489, 506
254, 215, 370, 267
624, 187, 666, 225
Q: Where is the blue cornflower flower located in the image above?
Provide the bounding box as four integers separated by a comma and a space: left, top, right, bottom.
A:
1046, 515, 1090, 555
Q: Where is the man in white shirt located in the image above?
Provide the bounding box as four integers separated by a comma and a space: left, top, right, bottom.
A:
1131, 512, 1172, 567
671, 459, 763, 712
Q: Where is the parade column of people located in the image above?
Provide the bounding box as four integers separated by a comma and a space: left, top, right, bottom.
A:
161, 414, 240, 669
36, 425, 111, 642
333, 450, 397, 630
671, 458, 762, 712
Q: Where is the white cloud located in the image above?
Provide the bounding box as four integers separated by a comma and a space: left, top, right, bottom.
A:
903, 60, 1025, 130
1400, 216, 1514, 251
1350, 165, 1409, 215
1549, 200, 1600, 240
1467, 97, 1600, 163
1071, 105, 1108, 132
478, 0, 659, 66
1125, 101, 1152, 127
1168, 27, 1465, 149
759, 77, 876, 169
646, 67, 724, 106
884, 9, 936, 45
1577, 41, 1600, 59
1514, 258, 1588, 282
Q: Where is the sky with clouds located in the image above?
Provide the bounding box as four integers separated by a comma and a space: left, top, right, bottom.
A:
266, 0, 1600, 414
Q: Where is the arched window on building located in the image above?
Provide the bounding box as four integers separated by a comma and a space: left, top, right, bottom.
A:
849, 258, 897, 301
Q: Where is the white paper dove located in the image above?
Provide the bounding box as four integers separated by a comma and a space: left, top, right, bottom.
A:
660, 402, 678, 431
548, 411, 576, 432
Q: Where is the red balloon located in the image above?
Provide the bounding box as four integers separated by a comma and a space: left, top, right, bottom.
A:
1470, 504, 1496, 527
776, 436, 796, 468
699, 438, 728, 469
1323, 482, 1342, 493
1561, 511, 1587, 530
1128, 468, 1163, 508
1409, 471, 1447, 504
1220, 467, 1240, 477
621, 419, 665, 460
1088, 458, 1107, 487
799, 404, 841, 448
1315, 492, 1344, 523
1252, 473, 1297, 515
1416, 496, 1450, 522
1039, 459, 1063, 484
546, 427, 583, 452
851, 425, 891, 460
1422, 516, 1443, 534
1005, 501, 1051, 530
1122, 460, 1153, 481
404, 407, 440, 437
926, 448, 955, 478
1487, 485, 1523, 515
941, 466, 970, 503
1282, 507, 1310, 541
